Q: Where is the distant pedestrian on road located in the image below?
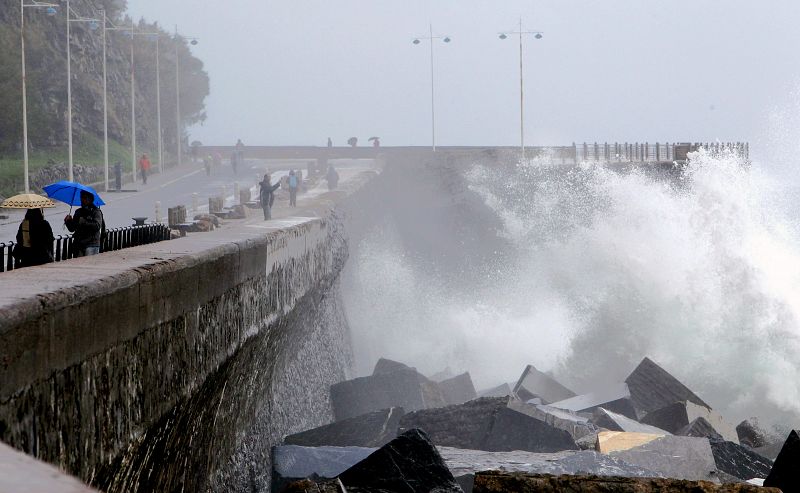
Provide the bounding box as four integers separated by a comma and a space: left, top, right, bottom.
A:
230, 152, 238, 174
288, 170, 298, 207
204, 155, 212, 176
13, 208, 54, 267
139, 154, 151, 185
326, 164, 339, 191
327, 137, 333, 148
235, 138, 245, 166
259, 174, 281, 220
114, 161, 122, 191
64, 191, 105, 257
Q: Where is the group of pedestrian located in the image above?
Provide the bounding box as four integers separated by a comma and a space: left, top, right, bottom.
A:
258, 169, 301, 220
12, 190, 105, 268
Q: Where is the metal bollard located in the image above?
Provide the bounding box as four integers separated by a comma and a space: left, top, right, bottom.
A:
192, 192, 198, 213
234, 182, 240, 204
155, 201, 161, 223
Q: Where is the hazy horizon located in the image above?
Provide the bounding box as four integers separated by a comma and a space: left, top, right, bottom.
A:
124, 1, 800, 149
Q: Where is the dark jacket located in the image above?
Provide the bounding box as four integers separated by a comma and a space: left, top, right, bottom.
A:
14, 215, 54, 266
259, 180, 280, 208
65, 205, 105, 249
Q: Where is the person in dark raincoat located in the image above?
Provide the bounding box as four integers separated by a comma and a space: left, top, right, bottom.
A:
64, 191, 105, 257
13, 208, 54, 267
259, 174, 281, 220
326, 164, 339, 191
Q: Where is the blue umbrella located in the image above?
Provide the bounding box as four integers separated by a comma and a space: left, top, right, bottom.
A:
43, 180, 105, 209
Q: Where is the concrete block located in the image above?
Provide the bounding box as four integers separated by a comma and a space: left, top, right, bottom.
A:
507, 400, 597, 440
625, 357, 710, 417
764, 429, 800, 493
597, 431, 665, 454
512, 364, 575, 403
591, 407, 671, 435
641, 401, 738, 443
438, 372, 477, 405
338, 429, 461, 493
677, 417, 723, 440
550, 382, 638, 420
603, 433, 718, 482
372, 357, 414, 375
709, 439, 773, 481
283, 407, 404, 448
477, 383, 511, 398
330, 369, 426, 421
271, 445, 374, 493
482, 407, 579, 453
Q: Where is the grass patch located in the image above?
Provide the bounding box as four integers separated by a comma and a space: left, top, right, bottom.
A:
0, 135, 159, 196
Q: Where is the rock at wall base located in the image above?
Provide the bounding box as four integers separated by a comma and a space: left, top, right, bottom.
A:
472, 471, 780, 493
283, 407, 404, 448
677, 417, 723, 441
508, 400, 598, 441
330, 369, 427, 421
372, 358, 415, 375
764, 429, 800, 493
271, 445, 374, 493
338, 429, 462, 493
641, 401, 738, 443
399, 397, 578, 453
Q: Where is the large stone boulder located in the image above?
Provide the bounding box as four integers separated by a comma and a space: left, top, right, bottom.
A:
677, 417, 723, 440
709, 439, 773, 481
598, 431, 718, 481
736, 418, 778, 450
438, 372, 477, 405
640, 401, 738, 443
591, 407, 671, 435
330, 367, 445, 421
270, 445, 374, 493
283, 407, 404, 447
472, 471, 780, 493
338, 429, 462, 493
477, 383, 511, 398
508, 400, 598, 441
373, 357, 415, 375
764, 429, 800, 493
550, 382, 638, 420
398, 396, 578, 453
513, 364, 576, 403
624, 357, 710, 417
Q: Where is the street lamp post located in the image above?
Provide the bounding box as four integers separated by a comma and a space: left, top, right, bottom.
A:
20, 0, 58, 192
499, 19, 543, 160
100, 12, 134, 192
129, 31, 163, 179
66, 1, 100, 182
413, 25, 450, 152
173, 27, 199, 169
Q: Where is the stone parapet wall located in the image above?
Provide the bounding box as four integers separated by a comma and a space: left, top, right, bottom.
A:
0, 195, 357, 490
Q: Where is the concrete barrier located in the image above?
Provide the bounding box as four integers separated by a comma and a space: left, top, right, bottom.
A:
0, 168, 378, 491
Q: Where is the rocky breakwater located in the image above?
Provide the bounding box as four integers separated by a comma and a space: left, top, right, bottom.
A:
0, 167, 379, 492
273, 357, 797, 492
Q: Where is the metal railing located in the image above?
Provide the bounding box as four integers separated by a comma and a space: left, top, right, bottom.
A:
0, 223, 171, 272
572, 141, 749, 163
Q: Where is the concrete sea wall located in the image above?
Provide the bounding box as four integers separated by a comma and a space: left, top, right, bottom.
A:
0, 175, 371, 491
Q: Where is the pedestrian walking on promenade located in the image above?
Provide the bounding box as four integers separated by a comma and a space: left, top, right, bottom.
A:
259, 174, 281, 220
288, 170, 298, 207
327, 137, 333, 148
326, 164, 339, 191
114, 161, 123, 191
13, 208, 54, 267
64, 191, 105, 257
204, 155, 212, 176
139, 154, 151, 185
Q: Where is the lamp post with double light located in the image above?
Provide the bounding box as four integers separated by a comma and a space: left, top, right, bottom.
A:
66, 0, 100, 182
412, 25, 450, 152
20, 0, 58, 192
174, 27, 199, 168
499, 19, 543, 160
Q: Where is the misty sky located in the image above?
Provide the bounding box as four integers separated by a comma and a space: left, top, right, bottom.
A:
124, 1, 800, 148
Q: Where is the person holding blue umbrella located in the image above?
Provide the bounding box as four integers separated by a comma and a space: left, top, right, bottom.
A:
64, 190, 105, 257
43, 181, 106, 257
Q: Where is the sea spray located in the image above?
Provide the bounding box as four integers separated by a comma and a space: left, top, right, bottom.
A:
342, 149, 800, 426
